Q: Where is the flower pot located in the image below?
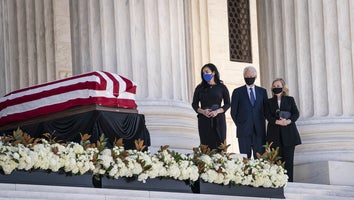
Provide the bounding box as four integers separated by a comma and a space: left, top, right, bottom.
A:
100, 176, 194, 193
0, 170, 94, 187
198, 181, 285, 199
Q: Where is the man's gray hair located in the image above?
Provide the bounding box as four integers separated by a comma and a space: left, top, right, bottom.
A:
243, 66, 257, 77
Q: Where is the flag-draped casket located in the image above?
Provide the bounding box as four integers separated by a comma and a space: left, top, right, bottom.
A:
0, 71, 137, 126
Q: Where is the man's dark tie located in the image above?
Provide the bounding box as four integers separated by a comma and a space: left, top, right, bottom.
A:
250, 88, 255, 107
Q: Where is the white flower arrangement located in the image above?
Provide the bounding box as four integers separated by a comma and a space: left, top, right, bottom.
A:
0, 130, 287, 189
193, 143, 288, 188
198, 155, 287, 188
0, 139, 96, 176
94, 144, 199, 183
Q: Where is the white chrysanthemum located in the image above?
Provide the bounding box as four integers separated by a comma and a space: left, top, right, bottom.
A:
17, 146, 35, 170
188, 165, 200, 181
202, 169, 219, 183
155, 162, 168, 177
98, 168, 106, 175
262, 177, 273, 188
199, 155, 212, 166
1, 158, 17, 174
242, 174, 253, 186
178, 160, 194, 180
128, 159, 143, 175
12, 152, 20, 160
253, 174, 266, 187
138, 173, 149, 183
146, 160, 163, 178
108, 165, 119, 177
99, 154, 114, 169
117, 164, 130, 177
65, 143, 82, 154
167, 163, 180, 179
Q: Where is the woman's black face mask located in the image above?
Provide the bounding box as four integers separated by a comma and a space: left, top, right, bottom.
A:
272, 87, 283, 94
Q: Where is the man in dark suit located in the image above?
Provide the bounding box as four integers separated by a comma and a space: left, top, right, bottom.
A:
230, 66, 268, 159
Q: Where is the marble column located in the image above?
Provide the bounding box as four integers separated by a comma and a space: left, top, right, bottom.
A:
189, 0, 211, 87
257, 0, 354, 166
69, 0, 198, 152
0, 0, 72, 96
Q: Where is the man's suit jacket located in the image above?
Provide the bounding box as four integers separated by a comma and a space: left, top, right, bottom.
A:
264, 95, 302, 147
231, 85, 268, 138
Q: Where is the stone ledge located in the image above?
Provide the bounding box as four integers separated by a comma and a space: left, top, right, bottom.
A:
294, 160, 354, 186
1, 182, 354, 200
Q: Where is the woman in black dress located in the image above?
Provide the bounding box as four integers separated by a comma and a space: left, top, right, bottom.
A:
264, 78, 301, 182
192, 63, 230, 150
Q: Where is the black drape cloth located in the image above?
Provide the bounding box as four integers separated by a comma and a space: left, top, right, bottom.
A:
1, 110, 150, 150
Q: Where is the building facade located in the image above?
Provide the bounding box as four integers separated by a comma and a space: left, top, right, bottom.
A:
1, 0, 353, 185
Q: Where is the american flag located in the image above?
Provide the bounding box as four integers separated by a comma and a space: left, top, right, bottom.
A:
0, 71, 137, 126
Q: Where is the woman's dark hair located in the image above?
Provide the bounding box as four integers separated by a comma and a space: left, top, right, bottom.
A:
199, 63, 223, 88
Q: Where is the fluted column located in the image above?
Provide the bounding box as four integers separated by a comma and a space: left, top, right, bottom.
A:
338, 1, 354, 115
189, 0, 211, 87
308, 0, 328, 117
0, 0, 71, 96
257, 0, 354, 165
69, 0, 198, 152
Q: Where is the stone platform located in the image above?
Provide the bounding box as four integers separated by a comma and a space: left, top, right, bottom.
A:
0, 182, 354, 200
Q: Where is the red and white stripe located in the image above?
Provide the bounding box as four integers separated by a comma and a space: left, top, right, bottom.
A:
0, 71, 137, 126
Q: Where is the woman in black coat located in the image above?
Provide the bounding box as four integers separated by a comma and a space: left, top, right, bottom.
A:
265, 78, 301, 182
192, 63, 230, 151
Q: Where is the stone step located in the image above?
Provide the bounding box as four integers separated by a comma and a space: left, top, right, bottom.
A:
285, 182, 354, 199
0, 190, 103, 200
0, 182, 354, 200
0, 198, 43, 200
285, 193, 354, 200
0, 183, 269, 200
0, 183, 263, 200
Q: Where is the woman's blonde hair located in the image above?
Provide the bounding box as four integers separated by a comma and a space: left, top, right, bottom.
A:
271, 78, 289, 96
